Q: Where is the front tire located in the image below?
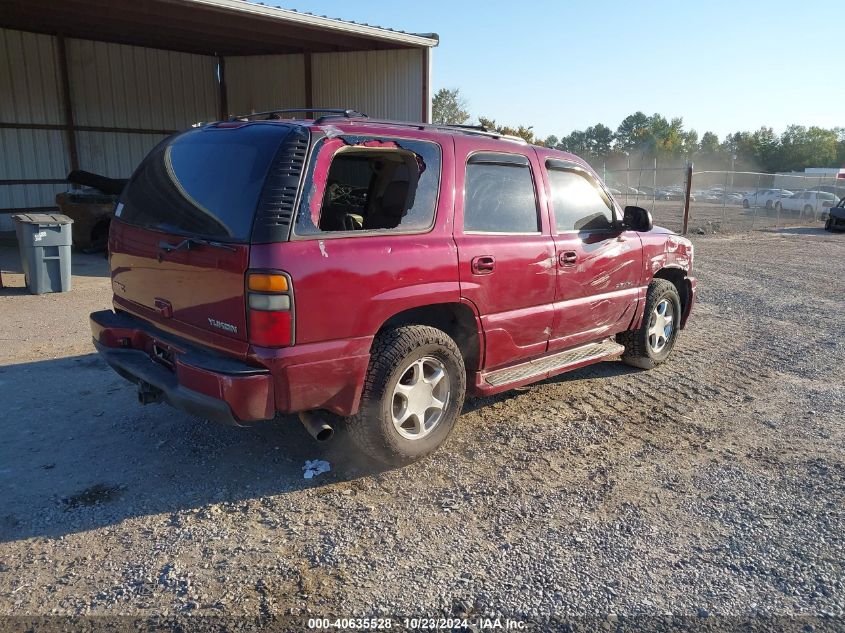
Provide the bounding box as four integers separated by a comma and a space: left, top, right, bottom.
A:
344, 325, 466, 466
618, 279, 682, 370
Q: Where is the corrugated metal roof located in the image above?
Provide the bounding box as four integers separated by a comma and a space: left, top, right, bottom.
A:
0, 0, 438, 56
190, 0, 440, 48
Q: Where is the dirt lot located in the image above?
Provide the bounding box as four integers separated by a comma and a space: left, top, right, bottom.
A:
0, 228, 843, 630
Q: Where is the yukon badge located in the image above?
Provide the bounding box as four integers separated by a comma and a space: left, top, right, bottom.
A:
208, 317, 238, 334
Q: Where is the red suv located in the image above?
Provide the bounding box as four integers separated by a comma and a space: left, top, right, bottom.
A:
91, 109, 696, 465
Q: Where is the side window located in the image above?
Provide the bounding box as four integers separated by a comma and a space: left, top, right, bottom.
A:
295, 137, 441, 235
463, 154, 539, 233
546, 166, 614, 232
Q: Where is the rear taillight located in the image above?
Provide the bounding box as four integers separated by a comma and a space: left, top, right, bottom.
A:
247, 271, 293, 347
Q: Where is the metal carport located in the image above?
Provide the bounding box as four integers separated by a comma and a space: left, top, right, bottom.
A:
0, 0, 438, 229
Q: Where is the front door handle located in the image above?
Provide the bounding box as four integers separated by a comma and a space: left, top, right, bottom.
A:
471, 255, 495, 275
559, 251, 578, 266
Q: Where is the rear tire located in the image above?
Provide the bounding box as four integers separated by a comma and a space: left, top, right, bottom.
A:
344, 325, 466, 466
742, 199, 749, 209
618, 279, 682, 370
825, 218, 832, 231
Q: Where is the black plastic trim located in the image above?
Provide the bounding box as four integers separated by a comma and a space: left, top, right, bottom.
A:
251, 125, 310, 244
93, 339, 239, 426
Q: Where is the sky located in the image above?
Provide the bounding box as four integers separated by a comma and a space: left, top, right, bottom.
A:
278, 1, 843, 141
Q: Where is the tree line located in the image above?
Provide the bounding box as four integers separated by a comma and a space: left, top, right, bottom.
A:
432, 88, 845, 173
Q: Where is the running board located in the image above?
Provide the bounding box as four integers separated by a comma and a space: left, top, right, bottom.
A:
482, 339, 625, 387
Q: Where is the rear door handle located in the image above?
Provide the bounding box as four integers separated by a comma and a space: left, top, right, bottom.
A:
559, 251, 578, 266
471, 255, 495, 275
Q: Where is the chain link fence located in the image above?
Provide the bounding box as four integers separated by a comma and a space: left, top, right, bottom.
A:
604, 164, 844, 234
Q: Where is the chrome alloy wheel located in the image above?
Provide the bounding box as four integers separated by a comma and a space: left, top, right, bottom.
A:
391, 356, 450, 440
647, 298, 675, 353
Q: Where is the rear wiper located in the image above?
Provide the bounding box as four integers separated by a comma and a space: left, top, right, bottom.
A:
158, 237, 237, 254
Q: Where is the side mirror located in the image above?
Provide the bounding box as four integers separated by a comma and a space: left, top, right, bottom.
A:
623, 205, 653, 232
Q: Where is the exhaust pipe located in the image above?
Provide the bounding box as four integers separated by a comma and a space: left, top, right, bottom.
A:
298, 411, 334, 442
137, 381, 163, 405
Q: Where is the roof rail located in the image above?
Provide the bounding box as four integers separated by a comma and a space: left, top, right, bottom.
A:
233, 110, 529, 144
323, 117, 528, 144
229, 108, 368, 122
440, 123, 527, 143
442, 123, 491, 132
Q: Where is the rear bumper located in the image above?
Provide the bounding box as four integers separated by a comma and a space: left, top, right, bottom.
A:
91, 310, 274, 425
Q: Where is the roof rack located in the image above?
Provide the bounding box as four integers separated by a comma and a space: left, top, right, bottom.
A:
229, 108, 368, 122
442, 123, 490, 132
229, 109, 528, 144
320, 117, 528, 143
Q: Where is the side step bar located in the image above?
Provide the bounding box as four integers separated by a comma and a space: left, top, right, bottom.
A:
482, 339, 625, 387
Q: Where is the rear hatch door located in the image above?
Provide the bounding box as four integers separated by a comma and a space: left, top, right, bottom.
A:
109, 122, 293, 355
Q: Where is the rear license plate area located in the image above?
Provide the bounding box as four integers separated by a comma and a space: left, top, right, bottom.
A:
151, 342, 174, 371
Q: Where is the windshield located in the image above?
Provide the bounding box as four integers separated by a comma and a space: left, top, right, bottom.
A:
117, 123, 291, 241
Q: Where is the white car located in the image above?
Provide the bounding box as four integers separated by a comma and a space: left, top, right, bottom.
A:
775, 190, 839, 219
741, 188, 793, 210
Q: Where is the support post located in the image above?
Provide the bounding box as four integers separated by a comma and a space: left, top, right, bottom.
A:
682, 162, 693, 235
421, 48, 431, 123
56, 34, 79, 172
652, 157, 657, 212
303, 52, 313, 119
218, 56, 228, 121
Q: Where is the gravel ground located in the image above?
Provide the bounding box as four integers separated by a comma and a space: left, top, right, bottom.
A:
0, 227, 843, 631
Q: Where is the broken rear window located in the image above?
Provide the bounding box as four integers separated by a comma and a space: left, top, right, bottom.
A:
295, 137, 441, 235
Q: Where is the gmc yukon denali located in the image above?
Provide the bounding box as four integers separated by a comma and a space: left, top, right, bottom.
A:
90, 109, 696, 466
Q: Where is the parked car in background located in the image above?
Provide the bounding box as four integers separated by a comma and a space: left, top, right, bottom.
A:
635, 185, 657, 198
656, 186, 692, 202
695, 190, 722, 204
818, 185, 845, 199
775, 190, 838, 219
824, 197, 845, 231
90, 111, 696, 466
605, 185, 645, 198
741, 188, 793, 210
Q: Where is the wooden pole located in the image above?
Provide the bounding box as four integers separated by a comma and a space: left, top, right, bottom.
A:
682, 162, 693, 235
